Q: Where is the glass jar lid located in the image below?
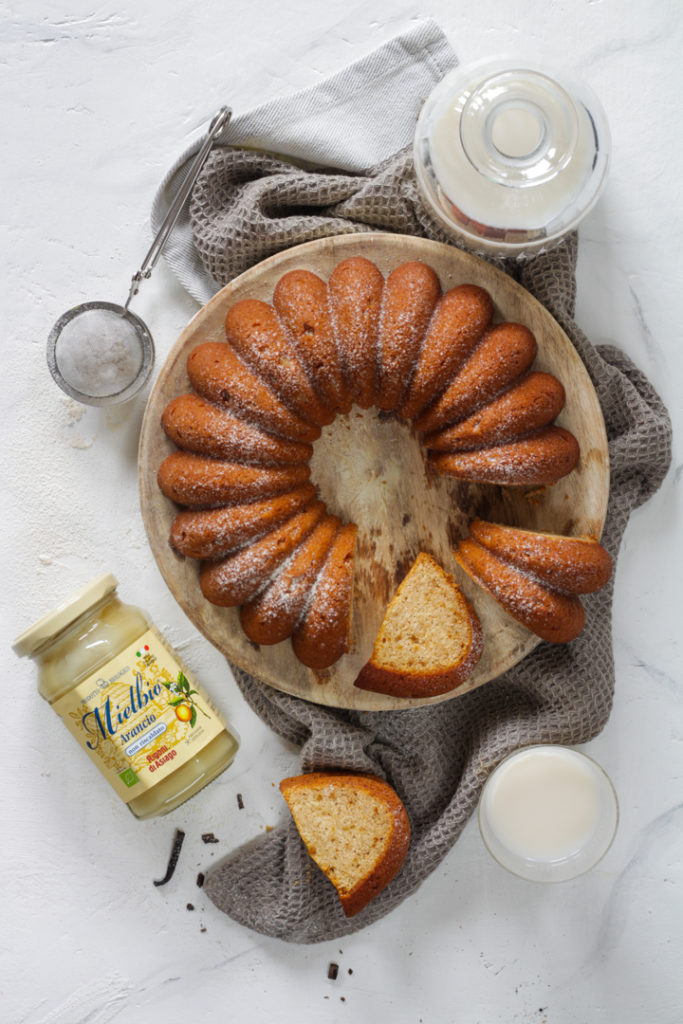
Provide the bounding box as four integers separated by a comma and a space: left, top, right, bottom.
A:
414, 58, 611, 257
13, 573, 118, 658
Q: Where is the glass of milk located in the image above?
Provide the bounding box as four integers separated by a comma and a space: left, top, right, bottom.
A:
413, 59, 611, 259
478, 745, 618, 881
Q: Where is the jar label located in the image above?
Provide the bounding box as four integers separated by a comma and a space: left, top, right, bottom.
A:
52, 627, 225, 803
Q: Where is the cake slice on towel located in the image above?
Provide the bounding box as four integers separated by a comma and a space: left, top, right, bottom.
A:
354, 552, 483, 698
279, 772, 411, 917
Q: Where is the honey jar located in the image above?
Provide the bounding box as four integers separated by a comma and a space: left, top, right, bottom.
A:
13, 573, 239, 819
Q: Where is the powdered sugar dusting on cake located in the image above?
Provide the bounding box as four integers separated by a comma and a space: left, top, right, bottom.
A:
200, 503, 324, 606
376, 263, 441, 411
327, 257, 384, 407
241, 516, 340, 642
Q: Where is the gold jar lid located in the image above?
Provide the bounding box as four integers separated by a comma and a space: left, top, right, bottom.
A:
13, 572, 118, 658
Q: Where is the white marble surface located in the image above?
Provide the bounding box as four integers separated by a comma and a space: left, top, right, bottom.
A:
4, 2, 682, 1022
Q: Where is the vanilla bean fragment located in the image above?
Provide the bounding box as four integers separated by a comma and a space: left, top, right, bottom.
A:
153, 828, 185, 887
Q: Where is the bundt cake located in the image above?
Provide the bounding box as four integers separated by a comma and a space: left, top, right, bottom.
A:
454, 519, 612, 644
279, 772, 411, 917
355, 552, 483, 697
158, 255, 588, 674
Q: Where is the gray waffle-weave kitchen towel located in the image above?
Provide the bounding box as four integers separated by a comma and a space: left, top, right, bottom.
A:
151, 24, 672, 941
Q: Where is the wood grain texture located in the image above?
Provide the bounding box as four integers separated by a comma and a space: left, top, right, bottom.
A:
138, 233, 610, 710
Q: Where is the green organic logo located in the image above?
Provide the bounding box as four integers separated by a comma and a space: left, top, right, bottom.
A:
119, 767, 140, 788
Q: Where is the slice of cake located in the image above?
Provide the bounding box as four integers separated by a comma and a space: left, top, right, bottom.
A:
354, 552, 483, 698
279, 772, 411, 917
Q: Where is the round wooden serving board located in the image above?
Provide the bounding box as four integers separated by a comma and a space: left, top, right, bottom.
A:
139, 232, 609, 711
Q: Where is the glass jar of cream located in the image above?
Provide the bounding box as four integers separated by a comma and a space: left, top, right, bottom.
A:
414, 59, 611, 258
13, 573, 239, 819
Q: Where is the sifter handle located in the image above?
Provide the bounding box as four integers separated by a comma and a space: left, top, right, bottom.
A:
124, 106, 232, 310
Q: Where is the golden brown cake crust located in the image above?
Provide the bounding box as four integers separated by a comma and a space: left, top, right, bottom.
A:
429, 425, 580, 487
240, 515, 341, 645
414, 322, 538, 434
161, 392, 314, 465
376, 261, 441, 412
455, 537, 586, 643
272, 269, 352, 414
157, 451, 311, 509
279, 772, 411, 917
399, 283, 494, 421
199, 501, 325, 607
327, 257, 384, 408
468, 519, 612, 593
225, 299, 335, 427
425, 371, 566, 453
291, 523, 357, 670
187, 341, 321, 443
169, 484, 316, 560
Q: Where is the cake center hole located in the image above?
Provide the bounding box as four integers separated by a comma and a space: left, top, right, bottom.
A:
307, 407, 485, 583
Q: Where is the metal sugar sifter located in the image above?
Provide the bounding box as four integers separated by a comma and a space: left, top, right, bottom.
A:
47, 106, 232, 407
